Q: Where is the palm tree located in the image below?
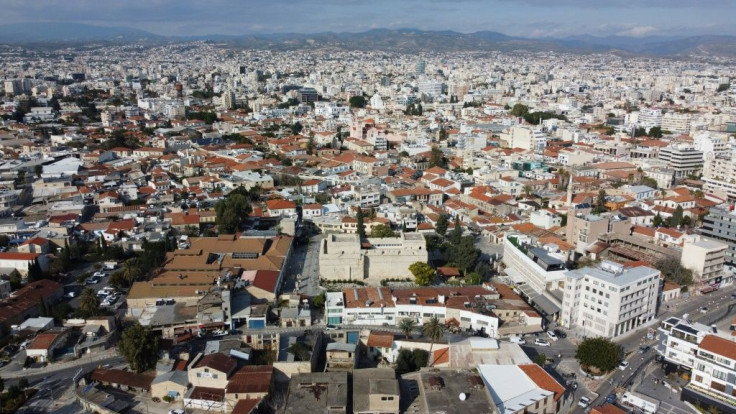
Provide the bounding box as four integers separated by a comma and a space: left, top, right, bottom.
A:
122, 258, 141, 285
79, 288, 100, 317
422, 316, 446, 367
398, 318, 417, 339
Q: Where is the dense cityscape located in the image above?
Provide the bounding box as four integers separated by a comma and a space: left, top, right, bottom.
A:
0, 26, 734, 414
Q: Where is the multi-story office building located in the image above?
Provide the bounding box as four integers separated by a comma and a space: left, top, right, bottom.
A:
637, 108, 662, 128
657, 144, 704, 179
701, 207, 736, 274
560, 261, 660, 338
681, 238, 728, 287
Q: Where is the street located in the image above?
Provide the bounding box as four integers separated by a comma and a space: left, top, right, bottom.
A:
281, 233, 322, 297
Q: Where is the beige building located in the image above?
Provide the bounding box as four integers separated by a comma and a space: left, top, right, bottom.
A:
353, 368, 400, 414
319, 232, 428, 284
283, 372, 348, 414
681, 238, 727, 287
187, 353, 237, 389
151, 370, 188, 401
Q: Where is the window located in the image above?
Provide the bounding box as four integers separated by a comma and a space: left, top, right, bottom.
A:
696, 363, 705, 371
711, 381, 726, 393
713, 369, 727, 381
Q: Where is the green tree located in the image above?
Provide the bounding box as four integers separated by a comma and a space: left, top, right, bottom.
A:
534, 353, 548, 366
575, 337, 621, 373
423, 316, 446, 366
653, 212, 664, 227
510, 103, 529, 117
410, 262, 435, 286
215, 193, 251, 233
349, 95, 366, 108
464, 272, 483, 285
118, 322, 160, 373
78, 288, 100, 317
449, 216, 462, 245
395, 349, 415, 374
447, 236, 480, 273
28, 258, 44, 281
522, 184, 533, 197
34, 164, 43, 177
648, 126, 663, 138
412, 348, 429, 368
122, 258, 142, 285
398, 317, 418, 339
286, 342, 311, 361
356, 208, 366, 239
313, 292, 326, 309
183, 225, 199, 237
656, 257, 694, 286
370, 224, 397, 238
435, 214, 449, 239
672, 205, 684, 227
429, 146, 444, 168
594, 190, 608, 214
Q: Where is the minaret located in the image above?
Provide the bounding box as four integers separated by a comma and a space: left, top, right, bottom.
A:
566, 172, 574, 206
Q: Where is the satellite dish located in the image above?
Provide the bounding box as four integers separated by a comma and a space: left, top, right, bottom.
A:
459, 393, 467, 401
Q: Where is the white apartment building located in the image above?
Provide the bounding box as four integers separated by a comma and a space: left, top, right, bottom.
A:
693, 132, 729, 159
417, 80, 444, 97
505, 125, 547, 153
703, 152, 736, 201
637, 108, 662, 128
681, 238, 727, 287
530, 210, 562, 230
560, 261, 660, 338
660, 112, 691, 133
684, 335, 736, 411
502, 234, 568, 295
658, 144, 704, 179
657, 316, 715, 370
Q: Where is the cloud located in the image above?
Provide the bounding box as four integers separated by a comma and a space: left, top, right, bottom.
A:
0, 0, 733, 37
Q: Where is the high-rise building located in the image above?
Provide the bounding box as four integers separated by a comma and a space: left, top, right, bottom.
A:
415, 60, 426, 75
681, 238, 728, 287
560, 261, 660, 338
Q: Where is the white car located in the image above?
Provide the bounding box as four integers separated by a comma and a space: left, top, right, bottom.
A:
618, 360, 629, 371
168, 410, 184, 414
93, 271, 106, 278
546, 331, 558, 341
578, 396, 591, 408
85, 277, 100, 285
534, 338, 551, 347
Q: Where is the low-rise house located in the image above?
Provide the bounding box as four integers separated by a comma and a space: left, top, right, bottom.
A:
151, 370, 188, 401
353, 368, 400, 414
90, 368, 153, 393
283, 372, 348, 414
224, 365, 273, 408
325, 342, 357, 372
25, 328, 70, 362
188, 353, 238, 389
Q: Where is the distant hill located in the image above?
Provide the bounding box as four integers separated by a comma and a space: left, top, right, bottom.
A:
1, 23, 736, 57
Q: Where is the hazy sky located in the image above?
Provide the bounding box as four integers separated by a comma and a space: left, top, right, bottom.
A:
4, 0, 734, 37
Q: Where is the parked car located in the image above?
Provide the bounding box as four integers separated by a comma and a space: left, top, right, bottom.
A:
546, 331, 558, 341
553, 329, 567, 339
93, 271, 106, 278
65, 291, 76, 298
618, 360, 629, 370
169, 410, 184, 414
699, 307, 708, 314
534, 338, 551, 347
85, 277, 100, 285
638, 345, 651, 354
509, 336, 526, 345
578, 396, 591, 408
606, 394, 617, 404
325, 324, 339, 331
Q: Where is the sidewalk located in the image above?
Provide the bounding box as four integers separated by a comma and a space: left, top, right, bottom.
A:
1, 348, 120, 378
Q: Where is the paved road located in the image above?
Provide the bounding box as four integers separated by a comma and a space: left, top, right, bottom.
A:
281, 234, 322, 297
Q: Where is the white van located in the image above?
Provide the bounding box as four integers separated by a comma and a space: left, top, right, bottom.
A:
509, 335, 526, 345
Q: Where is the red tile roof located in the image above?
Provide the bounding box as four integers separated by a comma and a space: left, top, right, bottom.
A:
195, 353, 237, 374
27, 332, 62, 350
699, 334, 736, 361
518, 364, 566, 401
366, 331, 394, 348
226, 365, 273, 394
0, 252, 39, 261
232, 398, 262, 414
90, 368, 153, 390
251, 270, 280, 293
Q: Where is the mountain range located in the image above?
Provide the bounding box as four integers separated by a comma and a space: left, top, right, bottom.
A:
2, 22, 736, 57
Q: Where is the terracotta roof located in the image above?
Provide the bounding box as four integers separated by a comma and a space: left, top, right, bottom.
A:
226, 365, 273, 394
249, 270, 280, 293
195, 353, 237, 374
232, 398, 262, 414
0, 252, 39, 261
590, 403, 628, 414
366, 331, 394, 348
27, 332, 62, 350
266, 199, 297, 210
699, 334, 736, 361
90, 368, 153, 391
431, 347, 450, 366
518, 364, 566, 401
